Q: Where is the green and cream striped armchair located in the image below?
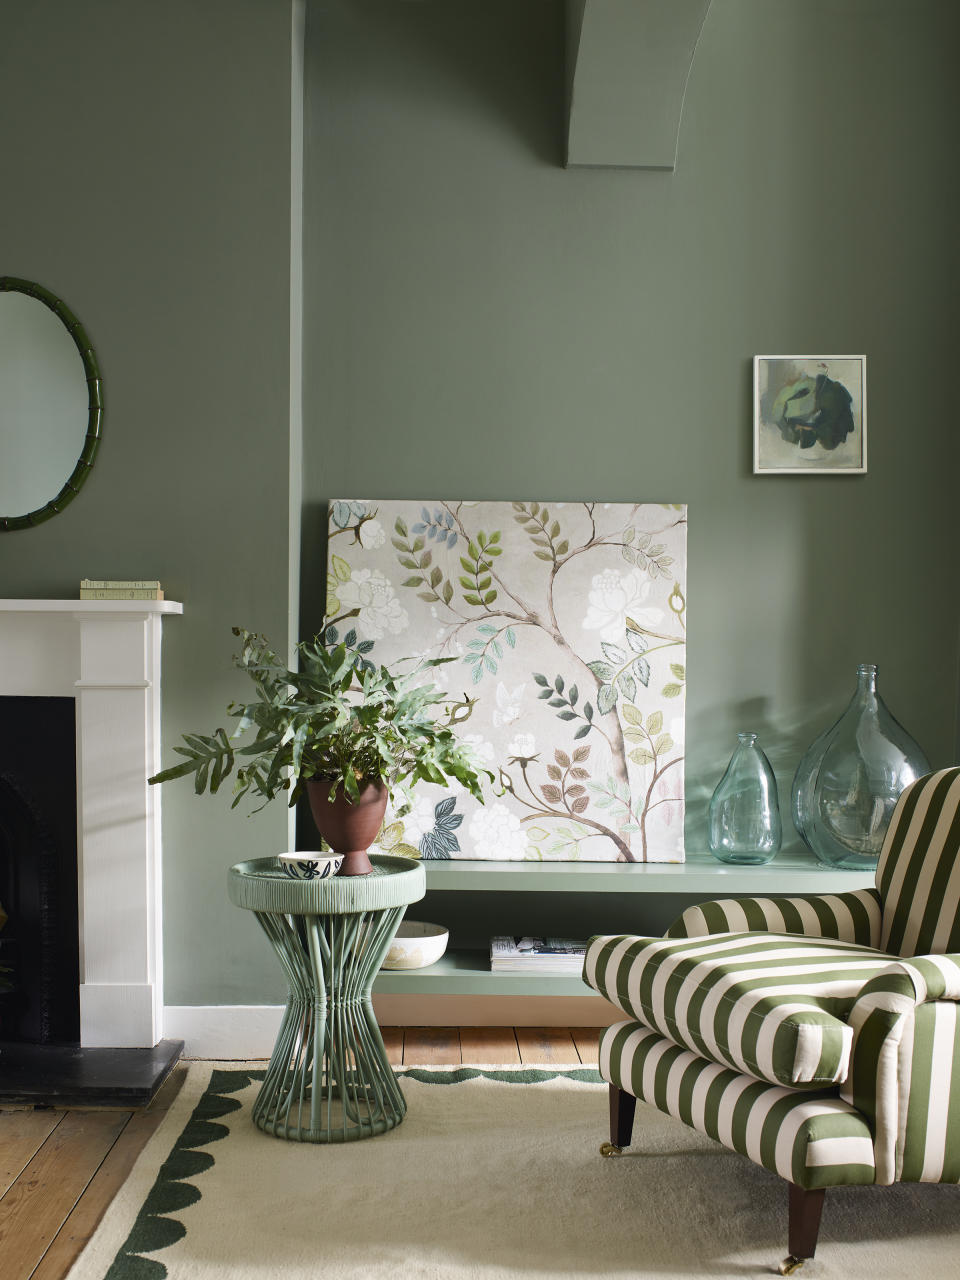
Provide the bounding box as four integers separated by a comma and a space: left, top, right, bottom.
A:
582, 766, 960, 1274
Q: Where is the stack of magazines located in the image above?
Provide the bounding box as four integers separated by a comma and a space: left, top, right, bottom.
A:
490, 936, 587, 975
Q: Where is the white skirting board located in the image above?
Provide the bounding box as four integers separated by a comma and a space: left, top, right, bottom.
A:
164, 1006, 282, 1060
164, 995, 617, 1058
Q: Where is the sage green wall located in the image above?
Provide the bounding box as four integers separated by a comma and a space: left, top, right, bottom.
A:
1, 0, 958, 1013
302, 0, 960, 861
0, 0, 296, 1005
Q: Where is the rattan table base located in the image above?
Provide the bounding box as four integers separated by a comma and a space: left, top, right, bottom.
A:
229, 855, 425, 1142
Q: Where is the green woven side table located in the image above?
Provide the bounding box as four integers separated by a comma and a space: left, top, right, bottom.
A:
228, 854, 425, 1142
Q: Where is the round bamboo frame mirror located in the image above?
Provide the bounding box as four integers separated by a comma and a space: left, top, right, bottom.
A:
0, 276, 103, 531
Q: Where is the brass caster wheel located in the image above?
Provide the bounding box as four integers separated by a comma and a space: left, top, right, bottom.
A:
778, 1256, 805, 1276
599, 1142, 624, 1158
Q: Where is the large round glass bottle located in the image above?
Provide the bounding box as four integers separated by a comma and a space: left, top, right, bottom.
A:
708, 732, 782, 865
792, 663, 929, 870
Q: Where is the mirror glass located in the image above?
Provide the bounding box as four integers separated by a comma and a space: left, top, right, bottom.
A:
0, 280, 101, 530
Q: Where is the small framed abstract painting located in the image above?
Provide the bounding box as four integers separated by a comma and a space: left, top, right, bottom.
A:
754, 355, 867, 474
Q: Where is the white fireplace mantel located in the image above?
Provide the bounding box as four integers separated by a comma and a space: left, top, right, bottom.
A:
0, 599, 182, 1047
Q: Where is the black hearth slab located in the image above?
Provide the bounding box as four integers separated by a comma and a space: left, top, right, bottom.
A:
0, 1039, 184, 1107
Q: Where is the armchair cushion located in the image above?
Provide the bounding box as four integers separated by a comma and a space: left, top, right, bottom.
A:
841, 952, 960, 1184
585, 931, 898, 1089
599, 1020, 877, 1189
667, 887, 882, 947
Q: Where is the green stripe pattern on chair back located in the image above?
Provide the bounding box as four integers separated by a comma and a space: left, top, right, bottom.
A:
877, 768, 960, 956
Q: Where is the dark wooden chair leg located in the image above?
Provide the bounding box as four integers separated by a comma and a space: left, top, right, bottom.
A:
785, 1183, 825, 1268
609, 1083, 637, 1147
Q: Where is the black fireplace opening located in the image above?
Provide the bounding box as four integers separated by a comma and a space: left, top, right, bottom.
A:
0, 693, 182, 1106
0, 695, 80, 1045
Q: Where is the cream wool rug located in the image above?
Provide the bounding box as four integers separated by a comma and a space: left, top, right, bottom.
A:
67, 1063, 960, 1280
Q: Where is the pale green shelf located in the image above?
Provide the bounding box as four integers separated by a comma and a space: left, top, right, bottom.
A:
373, 949, 589, 997
374, 853, 875, 998
420, 851, 874, 895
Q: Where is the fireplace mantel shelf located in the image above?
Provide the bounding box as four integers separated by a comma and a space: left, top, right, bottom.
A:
0, 599, 182, 614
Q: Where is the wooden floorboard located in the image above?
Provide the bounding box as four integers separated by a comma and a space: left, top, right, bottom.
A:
402, 1027, 461, 1065
380, 1027, 404, 1066
459, 1026, 521, 1064
0, 1111, 66, 1200
30, 1070, 186, 1280
515, 1027, 580, 1064
571, 1027, 602, 1065
0, 1110, 131, 1280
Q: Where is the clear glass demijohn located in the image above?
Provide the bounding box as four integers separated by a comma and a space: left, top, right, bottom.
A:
708, 732, 782, 865
791, 663, 930, 871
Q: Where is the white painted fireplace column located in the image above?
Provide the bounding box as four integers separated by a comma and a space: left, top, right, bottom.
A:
0, 600, 182, 1047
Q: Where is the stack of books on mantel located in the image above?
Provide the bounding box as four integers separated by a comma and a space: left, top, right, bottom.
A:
80, 579, 164, 600
490, 936, 588, 975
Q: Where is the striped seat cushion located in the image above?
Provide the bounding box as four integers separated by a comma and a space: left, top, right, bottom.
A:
585, 931, 897, 1088
600, 1020, 876, 1190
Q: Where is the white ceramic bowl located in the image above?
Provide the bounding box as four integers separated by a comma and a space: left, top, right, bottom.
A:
380, 921, 449, 970
278, 852, 344, 880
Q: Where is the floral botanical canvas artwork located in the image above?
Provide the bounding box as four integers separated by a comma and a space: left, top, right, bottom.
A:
325, 500, 687, 862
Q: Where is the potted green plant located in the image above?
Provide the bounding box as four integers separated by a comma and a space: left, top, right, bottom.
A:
149, 627, 490, 875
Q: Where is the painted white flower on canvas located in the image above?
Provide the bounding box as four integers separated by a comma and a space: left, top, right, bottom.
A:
325, 500, 687, 862
332, 568, 408, 639
582, 569, 664, 642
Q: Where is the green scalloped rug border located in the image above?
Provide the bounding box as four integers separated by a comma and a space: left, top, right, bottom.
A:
68, 1063, 602, 1280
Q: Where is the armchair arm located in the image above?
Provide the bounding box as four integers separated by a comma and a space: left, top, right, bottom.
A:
666, 887, 882, 947
841, 954, 960, 1184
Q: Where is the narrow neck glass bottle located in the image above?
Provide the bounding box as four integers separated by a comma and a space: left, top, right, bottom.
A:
708, 732, 782, 865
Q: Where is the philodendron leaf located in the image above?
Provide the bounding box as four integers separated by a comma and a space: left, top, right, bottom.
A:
148, 757, 202, 784
155, 623, 492, 816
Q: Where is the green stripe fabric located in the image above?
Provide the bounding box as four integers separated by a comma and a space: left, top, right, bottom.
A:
666, 888, 882, 945
840, 953, 960, 1184
900, 1002, 960, 1183
584, 932, 895, 1089
877, 767, 960, 957
599, 1020, 876, 1190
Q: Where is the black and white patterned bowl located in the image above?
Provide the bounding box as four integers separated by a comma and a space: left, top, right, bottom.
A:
278, 852, 344, 880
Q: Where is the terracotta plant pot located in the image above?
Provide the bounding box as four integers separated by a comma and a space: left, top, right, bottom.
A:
305, 778, 388, 876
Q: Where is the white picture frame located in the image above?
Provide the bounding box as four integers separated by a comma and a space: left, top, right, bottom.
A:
754, 354, 867, 475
